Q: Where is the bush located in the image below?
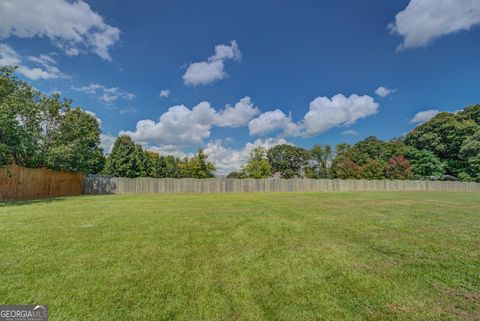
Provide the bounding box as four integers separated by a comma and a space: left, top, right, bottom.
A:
360, 160, 386, 180
385, 156, 413, 180
332, 159, 361, 179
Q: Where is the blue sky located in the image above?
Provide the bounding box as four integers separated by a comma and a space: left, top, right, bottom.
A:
1, 0, 480, 173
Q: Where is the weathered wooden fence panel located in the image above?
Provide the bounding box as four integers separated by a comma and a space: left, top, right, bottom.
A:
83, 176, 480, 194
0, 165, 84, 201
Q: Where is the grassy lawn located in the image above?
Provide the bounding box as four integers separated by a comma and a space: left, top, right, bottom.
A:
0, 192, 479, 321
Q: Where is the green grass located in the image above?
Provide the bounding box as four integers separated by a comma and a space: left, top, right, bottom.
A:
0, 192, 479, 321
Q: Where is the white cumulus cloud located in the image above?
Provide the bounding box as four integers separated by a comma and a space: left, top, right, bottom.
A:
389, 0, 480, 50
410, 109, 440, 124
215, 96, 259, 127
122, 97, 259, 147
0, 0, 120, 60
183, 40, 241, 86
248, 109, 299, 136
303, 94, 379, 136
248, 94, 379, 137
121, 102, 217, 147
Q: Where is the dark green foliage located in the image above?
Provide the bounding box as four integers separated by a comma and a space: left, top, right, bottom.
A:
404, 148, 445, 178
457, 104, 480, 125
348, 136, 385, 165
157, 155, 184, 178
45, 108, 105, 174
0, 66, 104, 173
104, 136, 140, 178
382, 138, 409, 161
405, 110, 478, 176
144, 151, 160, 178
134, 144, 150, 177
458, 129, 480, 181
0, 67, 44, 167
147, 149, 216, 179
267, 144, 309, 178
102, 138, 152, 178
226, 171, 245, 179
340, 137, 407, 165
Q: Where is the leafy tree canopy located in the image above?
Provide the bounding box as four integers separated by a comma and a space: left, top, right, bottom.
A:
0, 66, 104, 173
186, 148, 216, 179
360, 159, 386, 180
404, 147, 445, 178
104, 136, 139, 178
267, 144, 309, 178
242, 146, 272, 179
405, 109, 478, 176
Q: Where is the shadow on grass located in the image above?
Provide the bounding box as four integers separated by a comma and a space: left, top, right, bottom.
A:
0, 196, 72, 207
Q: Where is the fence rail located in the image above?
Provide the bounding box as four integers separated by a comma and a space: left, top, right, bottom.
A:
0, 165, 84, 201
83, 176, 480, 194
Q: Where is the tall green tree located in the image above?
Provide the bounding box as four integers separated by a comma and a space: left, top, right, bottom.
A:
242, 146, 272, 178
135, 144, 152, 177
0, 67, 44, 167
348, 136, 386, 165
405, 111, 477, 176
0, 66, 104, 173
104, 135, 140, 178
267, 144, 309, 178
45, 108, 104, 174
145, 151, 161, 178
186, 148, 216, 178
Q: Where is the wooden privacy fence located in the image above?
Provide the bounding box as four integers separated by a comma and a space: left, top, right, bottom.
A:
83, 176, 480, 194
0, 165, 84, 201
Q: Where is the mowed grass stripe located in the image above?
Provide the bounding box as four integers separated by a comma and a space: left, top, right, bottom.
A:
0, 192, 479, 321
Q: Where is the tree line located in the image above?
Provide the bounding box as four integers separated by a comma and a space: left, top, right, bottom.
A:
104, 135, 215, 178
1, 66, 479, 181
230, 104, 480, 181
